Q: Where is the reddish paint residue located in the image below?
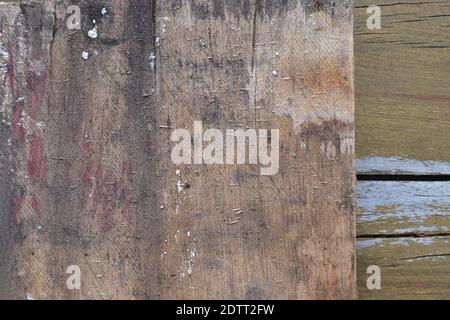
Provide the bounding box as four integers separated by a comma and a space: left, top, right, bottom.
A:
101, 170, 117, 232
87, 91, 94, 113
119, 161, 132, 219
26, 69, 47, 113
81, 139, 92, 155
12, 103, 25, 145
81, 164, 93, 196
88, 163, 103, 217
31, 192, 41, 217
119, 161, 130, 193
27, 132, 47, 182
6, 47, 15, 96
10, 192, 23, 225
81, 160, 133, 230
121, 195, 131, 219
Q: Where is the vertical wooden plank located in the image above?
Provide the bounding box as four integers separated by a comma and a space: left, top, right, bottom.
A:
0, 1, 56, 299
0, 0, 355, 299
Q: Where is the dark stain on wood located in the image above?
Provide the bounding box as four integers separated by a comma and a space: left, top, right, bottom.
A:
0, 0, 355, 299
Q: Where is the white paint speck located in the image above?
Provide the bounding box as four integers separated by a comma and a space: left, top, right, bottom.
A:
26, 293, 35, 300
149, 53, 156, 71
81, 51, 89, 60
0, 46, 9, 83
183, 245, 196, 275
176, 180, 184, 193
155, 36, 161, 47
272, 70, 278, 76
101, 8, 107, 15
88, 26, 98, 39
176, 170, 181, 177
36, 121, 45, 129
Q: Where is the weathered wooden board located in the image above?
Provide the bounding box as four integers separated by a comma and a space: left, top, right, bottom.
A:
354, 0, 450, 174
357, 181, 450, 237
358, 235, 450, 300
355, 0, 450, 300
357, 181, 450, 299
356, 157, 450, 176
0, 0, 355, 300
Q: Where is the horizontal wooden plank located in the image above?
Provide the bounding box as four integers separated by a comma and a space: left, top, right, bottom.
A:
354, 0, 450, 174
357, 235, 450, 300
357, 157, 450, 175
357, 181, 450, 299
357, 181, 450, 237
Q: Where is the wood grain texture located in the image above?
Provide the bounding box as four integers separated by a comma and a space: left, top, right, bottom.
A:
357, 181, 450, 299
356, 157, 450, 175
358, 235, 450, 300
354, 0, 450, 174
0, 0, 355, 300
357, 181, 450, 237
354, 0, 450, 300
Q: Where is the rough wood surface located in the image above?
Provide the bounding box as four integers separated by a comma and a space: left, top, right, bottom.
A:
354, 0, 450, 300
358, 235, 450, 300
0, 0, 355, 300
357, 181, 450, 299
356, 157, 450, 175
355, 0, 450, 299
354, 0, 450, 174
357, 181, 450, 237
